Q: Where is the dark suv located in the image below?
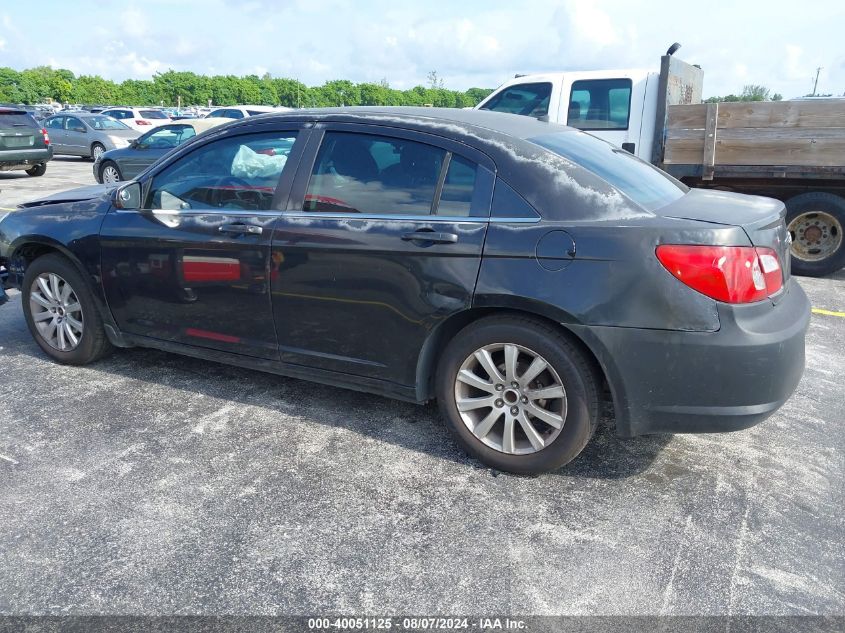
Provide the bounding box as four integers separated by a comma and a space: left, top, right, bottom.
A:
0, 107, 53, 177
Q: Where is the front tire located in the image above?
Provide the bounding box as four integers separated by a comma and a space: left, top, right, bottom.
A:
436, 316, 600, 474
786, 192, 845, 277
99, 161, 123, 184
22, 254, 113, 365
26, 163, 47, 177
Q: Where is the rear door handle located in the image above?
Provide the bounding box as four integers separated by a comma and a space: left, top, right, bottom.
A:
219, 223, 263, 235
401, 231, 458, 244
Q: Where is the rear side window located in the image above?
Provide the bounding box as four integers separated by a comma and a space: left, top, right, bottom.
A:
0, 112, 39, 128
530, 131, 686, 211
436, 155, 478, 217
140, 109, 169, 119
44, 117, 64, 129
304, 132, 445, 215
479, 82, 552, 117
567, 78, 632, 130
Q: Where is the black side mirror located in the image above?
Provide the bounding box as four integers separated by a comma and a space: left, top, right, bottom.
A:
113, 181, 142, 210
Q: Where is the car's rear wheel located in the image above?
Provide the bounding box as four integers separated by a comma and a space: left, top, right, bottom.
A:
436, 316, 600, 474
90, 142, 106, 161
786, 192, 845, 277
22, 254, 113, 365
99, 161, 122, 184
25, 163, 46, 177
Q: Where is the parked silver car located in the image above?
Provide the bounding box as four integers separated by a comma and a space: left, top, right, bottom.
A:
42, 113, 138, 160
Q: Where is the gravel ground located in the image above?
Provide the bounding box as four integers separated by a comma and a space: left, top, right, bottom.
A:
0, 159, 843, 616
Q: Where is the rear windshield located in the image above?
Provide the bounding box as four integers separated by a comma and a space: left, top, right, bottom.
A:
529, 131, 687, 211
140, 110, 169, 119
246, 110, 270, 116
0, 111, 39, 128
87, 116, 131, 130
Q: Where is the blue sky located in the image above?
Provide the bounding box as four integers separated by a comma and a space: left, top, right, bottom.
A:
1, 0, 843, 98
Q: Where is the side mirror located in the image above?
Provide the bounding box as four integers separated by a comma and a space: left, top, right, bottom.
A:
113, 181, 142, 210
130, 138, 140, 148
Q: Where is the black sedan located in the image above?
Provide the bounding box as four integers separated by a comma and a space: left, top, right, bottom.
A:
93, 117, 230, 184
0, 108, 810, 474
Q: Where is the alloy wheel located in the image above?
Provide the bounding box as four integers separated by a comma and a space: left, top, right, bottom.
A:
102, 165, 121, 184
29, 272, 84, 352
454, 343, 567, 455
787, 211, 843, 262
92, 145, 105, 160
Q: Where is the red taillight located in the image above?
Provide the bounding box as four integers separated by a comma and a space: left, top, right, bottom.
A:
136, 119, 151, 125
41, 128, 49, 146
656, 245, 783, 304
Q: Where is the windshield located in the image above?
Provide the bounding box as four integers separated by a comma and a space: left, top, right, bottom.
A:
0, 111, 39, 128
140, 110, 170, 119
529, 131, 687, 212
88, 116, 131, 130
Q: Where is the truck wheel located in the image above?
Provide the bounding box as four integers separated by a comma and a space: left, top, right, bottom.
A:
786, 192, 845, 277
436, 316, 600, 475
26, 164, 47, 177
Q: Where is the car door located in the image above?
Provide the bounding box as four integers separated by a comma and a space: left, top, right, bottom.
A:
99, 125, 309, 360
44, 116, 66, 152
270, 124, 495, 386
63, 116, 88, 156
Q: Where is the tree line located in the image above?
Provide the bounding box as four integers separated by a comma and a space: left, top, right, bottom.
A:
0, 66, 494, 109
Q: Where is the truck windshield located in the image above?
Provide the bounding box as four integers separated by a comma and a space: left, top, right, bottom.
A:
529, 131, 687, 211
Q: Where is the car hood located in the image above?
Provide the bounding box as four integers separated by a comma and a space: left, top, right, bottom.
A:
17, 183, 118, 208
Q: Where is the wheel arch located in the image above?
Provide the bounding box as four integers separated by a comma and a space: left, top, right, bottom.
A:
9, 237, 126, 346
415, 303, 625, 433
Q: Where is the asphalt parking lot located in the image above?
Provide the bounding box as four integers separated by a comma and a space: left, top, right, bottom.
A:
0, 159, 843, 616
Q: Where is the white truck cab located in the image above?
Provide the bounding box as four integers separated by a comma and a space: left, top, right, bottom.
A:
476, 69, 660, 161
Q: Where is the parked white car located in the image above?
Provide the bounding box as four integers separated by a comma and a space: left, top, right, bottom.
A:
205, 105, 290, 119
99, 107, 170, 132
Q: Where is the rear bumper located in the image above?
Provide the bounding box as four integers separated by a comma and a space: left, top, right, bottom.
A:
573, 280, 811, 437
0, 147, 53, 170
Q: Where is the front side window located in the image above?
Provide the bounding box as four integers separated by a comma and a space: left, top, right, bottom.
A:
146, 132, 298, 211
138, 125, 196, 149
304, 132, 446, 215
529, 131, 686, 211
479, 82, 552, 117
567, 79, 632, 130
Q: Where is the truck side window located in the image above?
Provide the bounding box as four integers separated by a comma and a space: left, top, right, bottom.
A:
568, 79, 632, 130
479, 82, 552, 117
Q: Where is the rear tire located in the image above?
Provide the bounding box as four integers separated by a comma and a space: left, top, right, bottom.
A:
436, 316, 600, 475
25, 163, 46, 177
786, 192, 845, 277
22, 254, 113, 365
90, 142, 106, 161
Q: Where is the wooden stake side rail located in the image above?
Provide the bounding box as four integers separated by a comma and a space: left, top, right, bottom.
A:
663, 100, 845, 179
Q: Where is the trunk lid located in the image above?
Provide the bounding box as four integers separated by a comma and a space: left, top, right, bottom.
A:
660, 188, 792, 286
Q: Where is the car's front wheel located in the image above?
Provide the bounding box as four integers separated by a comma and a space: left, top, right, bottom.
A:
22, 254, 113, 365
99, 161, 123, 184
436, 316, 600, 474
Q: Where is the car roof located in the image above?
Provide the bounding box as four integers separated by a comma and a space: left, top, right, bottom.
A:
239, 106, 573, 141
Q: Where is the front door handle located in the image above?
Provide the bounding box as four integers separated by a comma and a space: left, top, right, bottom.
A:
401, 231, 458, 244
219, 223, 263, 235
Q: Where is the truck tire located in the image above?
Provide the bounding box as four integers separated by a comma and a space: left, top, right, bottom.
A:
786, 192, 845, 277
